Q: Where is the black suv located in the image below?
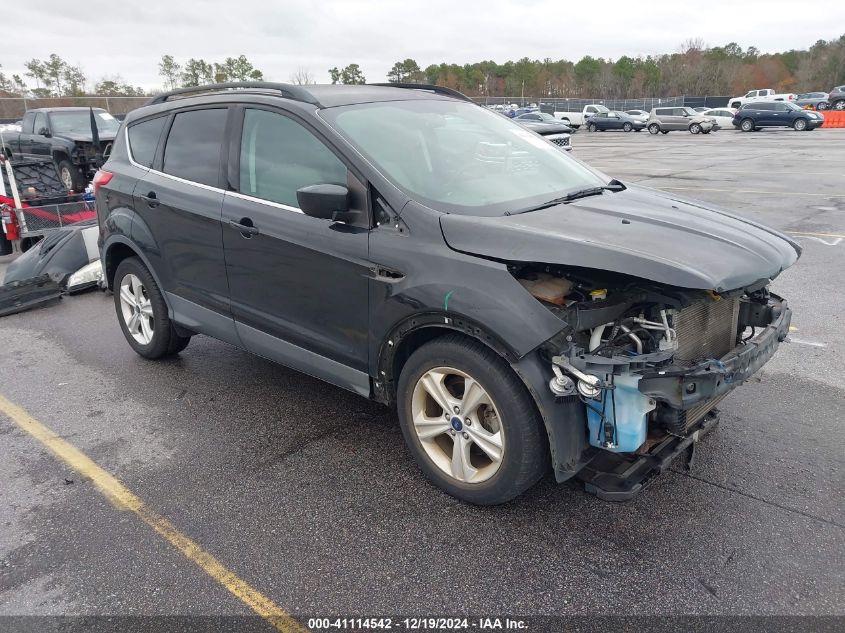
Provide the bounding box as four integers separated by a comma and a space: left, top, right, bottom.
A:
96, 82, 799, 504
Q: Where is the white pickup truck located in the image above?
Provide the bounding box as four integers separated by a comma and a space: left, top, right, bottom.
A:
552, 104, 609, 128
728, 89, 797, 109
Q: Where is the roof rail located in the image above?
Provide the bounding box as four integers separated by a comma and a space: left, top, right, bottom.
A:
145, 82, 321, 107
369, 83, 473, 103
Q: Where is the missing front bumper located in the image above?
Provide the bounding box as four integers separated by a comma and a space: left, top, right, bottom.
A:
575, 409, 721, 501
638, 294, 791, 410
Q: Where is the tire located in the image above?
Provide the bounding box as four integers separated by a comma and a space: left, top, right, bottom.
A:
833, 100, 845, 111
396, 334, 549, 505
648, 123, 660, 134
689, 123, 701, 134
817, 102, 829, 111
661, 130, 669, 134
588, 123, 597, 132
623, 122, 633, 132
56, 158, 84, 192
793, 118, 808, 131
740, 118, 755, 132
702, 129, 711, 134
113, 257, 191, 359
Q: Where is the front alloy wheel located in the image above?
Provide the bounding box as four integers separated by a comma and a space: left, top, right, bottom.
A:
648, 123, 660, 134
119, 273, 154, 345
411, 367, 504, 483
793, 118, 808, 131
740, 118, 755, 132
396, 334, 548, 504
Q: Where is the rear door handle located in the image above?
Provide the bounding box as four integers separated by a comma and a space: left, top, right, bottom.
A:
228, 219, 259, 237
140, 191, 159, 207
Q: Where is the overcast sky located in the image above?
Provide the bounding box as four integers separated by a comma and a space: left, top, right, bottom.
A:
3, 0, 839, 90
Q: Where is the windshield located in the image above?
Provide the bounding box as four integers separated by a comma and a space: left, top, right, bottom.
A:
49, 110, 121, 136
537, 113, 556, 122
681, 107, 698, 115
784, 102, 803, 111
322, 100, 602, 215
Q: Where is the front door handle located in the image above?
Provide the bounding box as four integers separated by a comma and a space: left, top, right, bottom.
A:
228, 218, 259, 237
140, 191, 159, 208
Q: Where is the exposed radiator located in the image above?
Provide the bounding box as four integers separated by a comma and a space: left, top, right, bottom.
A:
659, 297, 741, 435
673, 297, 740, 366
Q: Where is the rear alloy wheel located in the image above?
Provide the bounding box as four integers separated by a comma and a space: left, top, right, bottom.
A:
817, 102, 829, 111
114, 257, 191, 359
689, 123, 701, 134
793, 118, 808, 131
740, 118, 755, 132
588, 123, 597, 132
623, 122, 633, 132
397, 335, 548, 505
833, 100, 845, 111
648, 124, 660, 134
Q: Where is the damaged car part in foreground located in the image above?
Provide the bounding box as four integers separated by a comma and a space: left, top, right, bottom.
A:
0, 220, 104, 317
97, 82, 800, 504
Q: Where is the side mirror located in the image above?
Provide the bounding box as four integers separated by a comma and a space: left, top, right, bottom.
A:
296, 184, 352, 221
38, 127, 51, 137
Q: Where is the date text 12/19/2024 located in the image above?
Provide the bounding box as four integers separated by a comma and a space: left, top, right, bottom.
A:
307, 618, 528, 630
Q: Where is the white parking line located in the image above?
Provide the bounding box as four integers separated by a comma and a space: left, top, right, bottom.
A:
788, 338, 827, 348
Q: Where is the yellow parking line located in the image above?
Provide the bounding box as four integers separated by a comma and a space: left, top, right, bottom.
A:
656, 186, 845, 197
0, 394, 307, 633
787, 231, 845, 239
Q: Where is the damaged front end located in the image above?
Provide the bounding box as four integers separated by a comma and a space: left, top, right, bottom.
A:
515, 264, 791, 500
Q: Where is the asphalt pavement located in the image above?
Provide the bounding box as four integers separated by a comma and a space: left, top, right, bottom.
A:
1, 126, 843, 630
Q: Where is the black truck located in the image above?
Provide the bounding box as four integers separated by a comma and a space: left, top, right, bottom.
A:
0, 107, 119, 192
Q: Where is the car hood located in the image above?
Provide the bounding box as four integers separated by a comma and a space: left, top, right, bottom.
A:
439, 185, 801, 292
518, 121, 573, 134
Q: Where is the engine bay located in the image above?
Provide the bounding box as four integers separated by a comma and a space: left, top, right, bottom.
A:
511, 262, 781, 453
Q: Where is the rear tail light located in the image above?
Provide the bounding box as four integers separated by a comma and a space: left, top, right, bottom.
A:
92, 170, 113, 195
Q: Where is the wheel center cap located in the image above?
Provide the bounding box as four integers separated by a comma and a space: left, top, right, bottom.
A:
450, 416, 463, 432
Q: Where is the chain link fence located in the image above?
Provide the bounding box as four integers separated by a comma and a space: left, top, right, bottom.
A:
0, 96, 149, 122
0, 93, 734, 123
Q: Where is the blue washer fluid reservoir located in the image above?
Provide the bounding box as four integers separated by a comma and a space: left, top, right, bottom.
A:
586, 373, 656, 453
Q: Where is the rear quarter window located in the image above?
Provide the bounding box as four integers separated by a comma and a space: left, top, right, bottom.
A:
127, 116, 167, 168
163, 108, 228, 187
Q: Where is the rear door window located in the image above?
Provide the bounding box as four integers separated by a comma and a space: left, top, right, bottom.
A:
128, 116, 167, 168
238, 108, 347, 208
162, 108, 227, 187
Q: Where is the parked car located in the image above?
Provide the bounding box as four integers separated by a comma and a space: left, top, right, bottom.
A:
828, 85, 845, 110
623, 109, 649, 124
699, 107, 738, 128
514, 114, 573, 151
586, 111, 644, 132
692, 107, 709, 113
552, 103, 609, 128
794, 92, 830, 110
733, 102, 824, 131
97, 82, 799, 504
647, 107, 719, 134
0, 107, 119, 191
728, 89, 797, 109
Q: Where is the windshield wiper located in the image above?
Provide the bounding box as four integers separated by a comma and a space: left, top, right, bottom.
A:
507, 180, 626, 215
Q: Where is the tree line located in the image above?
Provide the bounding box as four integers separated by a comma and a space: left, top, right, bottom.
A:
2, 35, 843, 101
